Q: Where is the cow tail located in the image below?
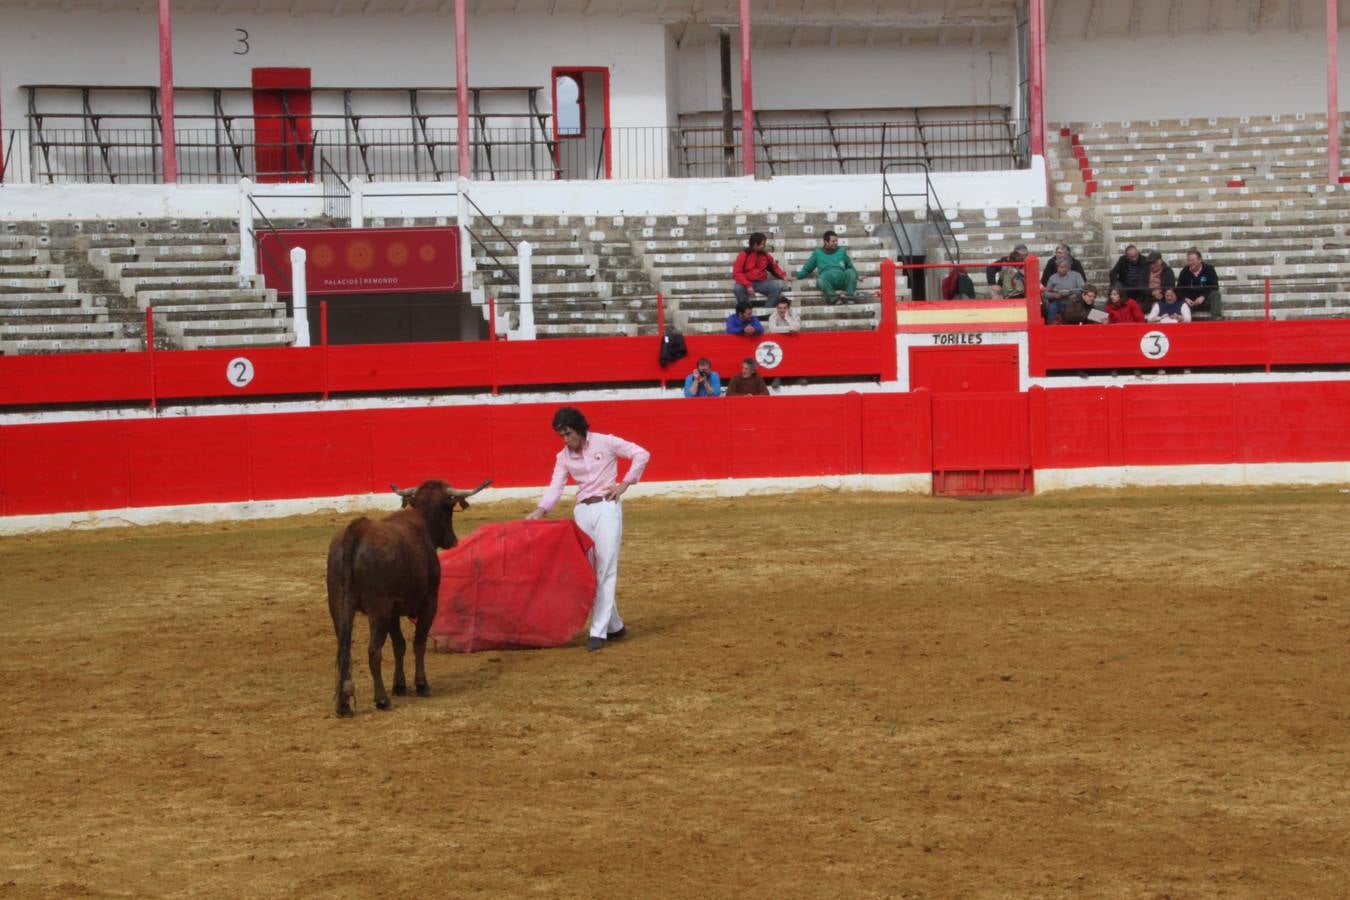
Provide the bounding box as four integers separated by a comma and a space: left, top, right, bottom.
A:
329, 521, 365, 710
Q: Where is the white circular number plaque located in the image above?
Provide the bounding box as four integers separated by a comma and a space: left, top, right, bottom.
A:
227, 356, 256, 388
755, 340, 784, 370
1139, 331, 1170, 361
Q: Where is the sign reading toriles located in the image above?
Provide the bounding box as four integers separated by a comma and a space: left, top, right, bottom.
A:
257, 226, 462, 296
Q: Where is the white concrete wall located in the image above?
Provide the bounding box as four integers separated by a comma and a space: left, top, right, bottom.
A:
0, 10, 672, 128
0, 158, 1048, 221
676, 41, 1013, 113
1046, 1, 1350, 123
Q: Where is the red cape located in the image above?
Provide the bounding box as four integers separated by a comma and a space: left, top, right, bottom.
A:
429, 519, 596, 653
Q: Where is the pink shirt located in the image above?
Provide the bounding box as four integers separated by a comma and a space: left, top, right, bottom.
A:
537, 431, 651, 513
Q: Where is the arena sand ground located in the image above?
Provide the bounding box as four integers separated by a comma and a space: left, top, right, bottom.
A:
1, 488, 1348, 898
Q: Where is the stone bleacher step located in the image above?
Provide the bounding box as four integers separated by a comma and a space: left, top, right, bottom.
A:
0, 337, 144, 355
179, 333, 296, 350
3, 322, 123, 339
151, 303, 287, 321
135, 289, 276, 307
163, 317, 290, 335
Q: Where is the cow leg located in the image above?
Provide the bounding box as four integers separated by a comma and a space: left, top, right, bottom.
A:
413, 609, 433, 697
331, 604, 357, 718
390, 619, 408, 696
369, 616, 393, 711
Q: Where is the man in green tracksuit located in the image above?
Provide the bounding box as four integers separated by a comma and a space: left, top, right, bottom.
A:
794, 230, 860, 304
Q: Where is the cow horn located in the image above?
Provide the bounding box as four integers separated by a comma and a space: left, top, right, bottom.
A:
447, 479, 492, 499
390, 483, 417, 498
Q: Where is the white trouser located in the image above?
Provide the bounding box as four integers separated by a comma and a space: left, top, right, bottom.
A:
572, 499, 625, 639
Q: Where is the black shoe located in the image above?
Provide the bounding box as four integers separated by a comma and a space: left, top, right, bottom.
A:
586, 636, 606, 652
608, 626, 628, 642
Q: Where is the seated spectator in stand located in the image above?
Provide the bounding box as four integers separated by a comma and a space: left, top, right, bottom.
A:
683, 357, 722, 398
765, 297, 801, 334
1144, 251, 1176, 311
996, 244, 1029, 299
940, 265, 976, 300
1043, 258, 1086, 324
725, 357, 770, 396
1058, 286, 1108, 325
732, 232, 788, 308
1040, 243, 1087, 287
725, 300, 764, 336
1109, 244, 1150, 304
1177, 248, 1223, 319
1106, 285, 1145, 323
794, 230, 862, 304
1080, 284, 1108, 323
1145, 287, 1191, 323
988, 284, 1005, 300
986, 243, 1027, 287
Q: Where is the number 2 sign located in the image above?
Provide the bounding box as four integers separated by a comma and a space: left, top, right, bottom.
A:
227, 357, 255, 388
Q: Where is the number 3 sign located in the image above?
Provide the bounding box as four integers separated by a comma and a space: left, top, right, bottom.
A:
227, 357, 255, 388
755, 340, 784, 370
1139, 331, 1170, 361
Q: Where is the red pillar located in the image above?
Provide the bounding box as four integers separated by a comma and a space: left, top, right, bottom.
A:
1328, 0, 1341, 185
455, 0, 471, 179
157, 0, 177, 183
1028, 0, 1045, 158
738, 0, 755, 177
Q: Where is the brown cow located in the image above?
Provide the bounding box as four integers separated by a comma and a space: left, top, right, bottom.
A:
327, 478, 489, 717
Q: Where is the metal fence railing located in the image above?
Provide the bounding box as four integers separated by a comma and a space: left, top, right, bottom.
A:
1, 119, 1028, 185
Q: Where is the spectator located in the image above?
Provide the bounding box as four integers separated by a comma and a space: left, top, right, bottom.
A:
725, 357, 770, 396
940, 265, 976, 300
1144, 251, 1176, 309
794, 230, 862, 304
1081, 284, 1109, 323
1106, 286, 1145, 323
1108, 244, 1150, 303
997, 244, 1029, 299
683, 357, 722, 398
1145, 287, 1192, 323
1043, 257, 1086, 324
1177, 248, 1223, 319
725, 300, 764, 337
986, 243, 1027, 286
765, 297, 801, 334
1039, 243, 1087, 287
988, 284, 1005, 300
732, 231, 788, 308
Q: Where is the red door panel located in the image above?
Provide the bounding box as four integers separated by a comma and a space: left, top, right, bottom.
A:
252, 67, 312, 183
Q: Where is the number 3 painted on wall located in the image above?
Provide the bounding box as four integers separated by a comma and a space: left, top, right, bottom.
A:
234, 28, 250, 55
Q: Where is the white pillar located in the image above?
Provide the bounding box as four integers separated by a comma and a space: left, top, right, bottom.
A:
349, 176, 365, 229
238, 177, 256, 278
456, 175, 474, 289
517, 239, 535, 340
290, 246, 310, 348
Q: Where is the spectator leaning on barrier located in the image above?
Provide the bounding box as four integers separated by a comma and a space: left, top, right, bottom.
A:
1109, 244, 1150, 304
1081, 284, 1108, 323
1043, 257, 1086, 324
732, 232, 788, 308
683, 357, 722, 398
940, 265, 976, 300
794, 230, 861, 305
1106, 286, 1145, 323
726, 300, 765, 337
1145, 287, 1192, 324
1040, 243, 1087, 287
1177, 248, 1223, 319
986, 244, 1024, 286
725, 358, 771, 396
765, 297, 802, 334
997, 244, 1029, 299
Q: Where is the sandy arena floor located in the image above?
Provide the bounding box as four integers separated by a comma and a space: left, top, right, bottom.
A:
1, 488, 1349, 898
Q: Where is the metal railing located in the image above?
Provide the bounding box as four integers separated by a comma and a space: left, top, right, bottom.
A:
1, 119, 1026, 184
881, 160, 960, 267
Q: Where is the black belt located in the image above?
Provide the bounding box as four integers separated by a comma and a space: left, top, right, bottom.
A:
577, 496, 607, 505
